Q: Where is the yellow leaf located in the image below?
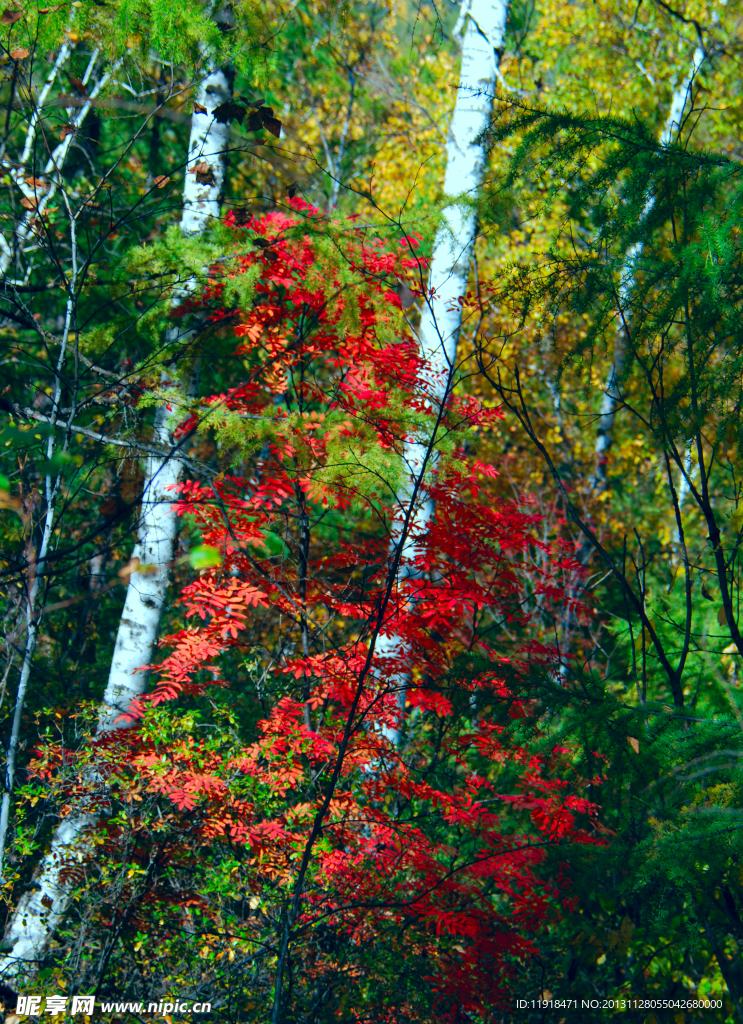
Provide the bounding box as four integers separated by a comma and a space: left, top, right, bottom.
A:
117, 556, 140, 580
627, 736, 640, 754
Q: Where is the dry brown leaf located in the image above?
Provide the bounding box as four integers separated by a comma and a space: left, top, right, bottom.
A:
58, 124, 75, 139
191, 160, 215, 186
10, 46, 28, 58
264, 116, 281, 138
193, 101, 207, 114
23, 175, 45, 188
19, 196, 36, 209
0, 8, 24, 23
153, 174, 170, 189
627, 736, 640, 754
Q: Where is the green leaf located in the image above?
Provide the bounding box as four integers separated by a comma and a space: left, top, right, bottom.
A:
250, 529, 287, 559
189, 545, 223, 570
37, 451, 83, 476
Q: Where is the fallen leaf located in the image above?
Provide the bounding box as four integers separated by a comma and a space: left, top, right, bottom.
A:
627, 736, 640, 754
0, 9, 24, 23
193, 101, 207, 114
117, 556, 140, 580
153, 174, 170, 188
38, 4, 64, 12
19, 196, 36, 209
9, 46, 28, 58
23, 175, 46, 188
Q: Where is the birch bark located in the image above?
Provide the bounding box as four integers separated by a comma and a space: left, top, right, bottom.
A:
590, 47, 705, 493
375, 0, 509, 743
0, 49, 122, 282
0, 65, 233, 981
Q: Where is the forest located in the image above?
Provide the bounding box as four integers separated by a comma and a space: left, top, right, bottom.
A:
0, 0, 742, 1020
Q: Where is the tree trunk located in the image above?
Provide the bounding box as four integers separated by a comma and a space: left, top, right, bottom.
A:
0, 64, 233, 982
375, 0, 510, 744
589, 46, 705, 494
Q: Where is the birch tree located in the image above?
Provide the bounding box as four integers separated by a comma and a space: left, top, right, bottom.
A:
590, 45, 705, 493
0, 63, 233, 983
376, 0, 510, 741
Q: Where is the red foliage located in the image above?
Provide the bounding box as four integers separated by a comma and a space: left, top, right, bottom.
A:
34, 203, 600, 1021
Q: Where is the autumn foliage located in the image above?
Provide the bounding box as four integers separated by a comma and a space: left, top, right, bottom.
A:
28, 202, 602, 1021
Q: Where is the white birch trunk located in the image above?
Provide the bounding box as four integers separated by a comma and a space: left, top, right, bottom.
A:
591, 47, 704, 492
0, 66, 232, 981
376, 0, 509, 743
0, 50, 122, 282
0, 196, 83, 883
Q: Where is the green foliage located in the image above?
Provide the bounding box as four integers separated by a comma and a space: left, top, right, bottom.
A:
1, 0, 265, 73
471, 103, 743, 1014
